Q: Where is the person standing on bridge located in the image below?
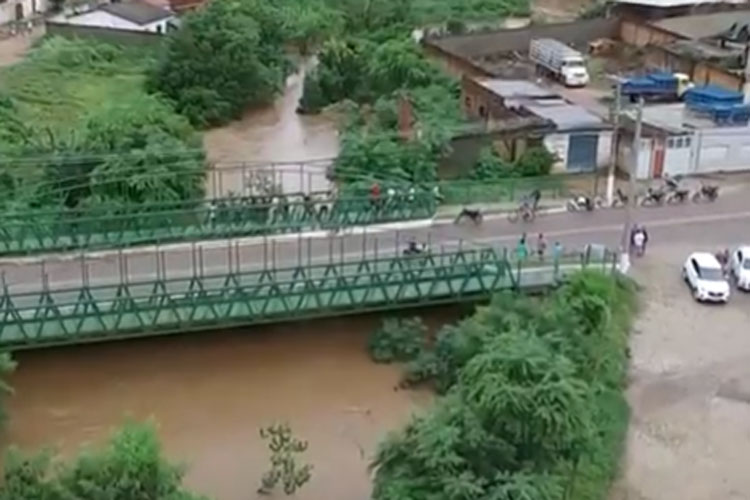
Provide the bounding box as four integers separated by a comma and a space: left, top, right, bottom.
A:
370, 182, 381, 211
516, 233, 528, 261
537, 233, 547, 261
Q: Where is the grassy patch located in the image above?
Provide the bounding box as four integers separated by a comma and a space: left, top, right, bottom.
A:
0, 37, 157, 132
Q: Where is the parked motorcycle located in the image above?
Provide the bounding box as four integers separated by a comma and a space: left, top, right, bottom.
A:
566, 195, 603, 212
692, 184, 719, 203
662, 174, 690, 204
666, 188, 690, 204
403, 241, 429, 256
640, 187, 666, 207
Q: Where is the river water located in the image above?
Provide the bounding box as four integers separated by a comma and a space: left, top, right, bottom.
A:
4, 308, 466, 500
203, 59, 340, 197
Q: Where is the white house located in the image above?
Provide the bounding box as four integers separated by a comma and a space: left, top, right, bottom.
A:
619, 102, 750, 178
53, 0, 174, 33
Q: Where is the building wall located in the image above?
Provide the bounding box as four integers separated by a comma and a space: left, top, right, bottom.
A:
45, 20, 165, 44
544, 133, 569, 172
424, 18, 620, 62
0, 0, 43, 24
693, 127, 750, 173
422, 43, 491, 79
619, 19, 679, 47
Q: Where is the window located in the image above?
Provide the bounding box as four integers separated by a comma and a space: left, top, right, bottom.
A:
464, 96, 471, 107
698, 266, 724, 281
691, 259, 700, 275
684, 137, 691, 148
675, 137, 684, 148
478, 105, 487, 118
667, 138, 675, 148
156, 24, 163, 33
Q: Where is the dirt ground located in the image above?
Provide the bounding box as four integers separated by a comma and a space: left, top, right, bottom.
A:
0, 26, 43, 68
612, 242, 750, 500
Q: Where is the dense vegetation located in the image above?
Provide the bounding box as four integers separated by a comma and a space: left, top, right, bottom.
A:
0, 38, 204, 212
469, 146, 556, 180
370, 272, 636, 499
295, 0, 531, 186
0, 423, 207, 500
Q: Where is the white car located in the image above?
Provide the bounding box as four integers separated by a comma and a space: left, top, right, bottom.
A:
731, 246, 750, 291
682, 252, 730, 303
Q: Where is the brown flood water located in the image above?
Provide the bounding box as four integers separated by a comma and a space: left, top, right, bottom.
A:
203, 58, 340, 196
4, 307, 467, 500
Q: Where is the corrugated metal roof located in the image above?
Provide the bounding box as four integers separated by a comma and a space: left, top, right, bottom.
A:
522, 98, 606, 130
651, 10, 750, 40
475, 79, 557, 99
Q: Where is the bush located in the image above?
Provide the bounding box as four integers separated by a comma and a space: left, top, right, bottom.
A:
368, 317, 427, 363
469, 146, 555, 180
371, 272, 636, 500
0, 422, 206, 500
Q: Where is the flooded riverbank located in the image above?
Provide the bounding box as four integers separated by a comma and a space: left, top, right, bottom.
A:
204, 58, 339, 196
4, 307, 467, 500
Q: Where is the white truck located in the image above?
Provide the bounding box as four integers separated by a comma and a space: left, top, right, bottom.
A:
529, 38, 590, 87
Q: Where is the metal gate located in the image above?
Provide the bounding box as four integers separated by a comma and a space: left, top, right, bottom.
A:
567, 134, 599, 172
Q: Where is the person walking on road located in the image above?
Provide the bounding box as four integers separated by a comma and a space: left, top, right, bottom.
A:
537, 233, 547, 261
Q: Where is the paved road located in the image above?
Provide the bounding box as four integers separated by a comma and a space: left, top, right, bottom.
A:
1, 190, 748, 295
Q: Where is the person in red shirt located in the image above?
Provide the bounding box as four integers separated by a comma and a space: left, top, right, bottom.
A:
370, 182, 381, 210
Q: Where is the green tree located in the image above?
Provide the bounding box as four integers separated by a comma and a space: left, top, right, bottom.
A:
0, 353, 17, 423
0, 422, 206, 500
149, 0, 288, 127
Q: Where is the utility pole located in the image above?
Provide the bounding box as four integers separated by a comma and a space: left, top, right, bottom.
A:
606, 81, 622, 205
619, 96, 643, 274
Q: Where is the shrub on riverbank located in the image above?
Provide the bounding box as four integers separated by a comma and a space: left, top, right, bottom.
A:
368, 317, 428, 363
0, 422, 206, 500
0, 353, 16, 423
371, 272, 636, 499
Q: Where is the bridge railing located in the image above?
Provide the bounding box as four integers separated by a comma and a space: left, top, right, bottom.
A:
0, 192, 437, 256
0, 241, 618, 349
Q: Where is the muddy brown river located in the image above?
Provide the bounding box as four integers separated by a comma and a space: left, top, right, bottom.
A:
4, 308, 466, 500
203, 58, 340, 196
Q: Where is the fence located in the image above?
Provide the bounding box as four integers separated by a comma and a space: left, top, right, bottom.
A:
0, 241, 617, 349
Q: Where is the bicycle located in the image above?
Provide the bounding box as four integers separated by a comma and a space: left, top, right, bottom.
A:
507, 204, 535, 223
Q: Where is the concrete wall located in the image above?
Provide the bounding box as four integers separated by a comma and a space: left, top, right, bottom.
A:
619, 19, 679, 47
45, 20, 164, 44
693, 127, 750, 173
425, 18, 620, 61
621, 126, 750, 179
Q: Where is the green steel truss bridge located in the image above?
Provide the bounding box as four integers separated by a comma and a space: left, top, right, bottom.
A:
0, 192, 437, 256
0, 236, 616, 350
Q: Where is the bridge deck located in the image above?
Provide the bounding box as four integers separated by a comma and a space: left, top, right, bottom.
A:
0, 246, 616, 349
